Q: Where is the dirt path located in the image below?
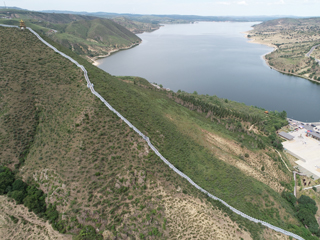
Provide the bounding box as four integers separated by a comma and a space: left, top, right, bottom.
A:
275, 149, 292, 172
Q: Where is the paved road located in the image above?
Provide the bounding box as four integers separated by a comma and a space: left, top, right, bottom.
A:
287, 118, 320, 126
306, 44, 320, 65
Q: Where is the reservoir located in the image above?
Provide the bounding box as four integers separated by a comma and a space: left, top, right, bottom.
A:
96, 22, 320, 122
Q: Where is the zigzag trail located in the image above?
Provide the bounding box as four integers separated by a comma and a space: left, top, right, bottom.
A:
0, 24, 304, 240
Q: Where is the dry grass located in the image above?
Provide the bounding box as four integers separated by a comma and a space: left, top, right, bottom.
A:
0, 196, 71, 240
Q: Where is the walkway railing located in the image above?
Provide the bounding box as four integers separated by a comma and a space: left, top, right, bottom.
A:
0, 24, 304, 240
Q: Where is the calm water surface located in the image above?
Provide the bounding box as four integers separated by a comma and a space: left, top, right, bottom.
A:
97, 22, 320, 122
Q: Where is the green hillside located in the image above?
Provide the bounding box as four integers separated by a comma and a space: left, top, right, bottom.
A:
0, 8, 95, 23
0, 9, 141, 59
1, 26, 319, 239
49, 18, 141, 57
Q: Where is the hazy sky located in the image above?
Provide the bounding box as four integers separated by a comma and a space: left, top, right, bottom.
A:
5, 0, 320, 16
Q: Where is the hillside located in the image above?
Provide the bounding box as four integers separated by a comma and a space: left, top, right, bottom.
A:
248, 18, 320, 82
0, 8, 158, 34
0, 26, 319, 239
0, 9, 141, 59
0, 8, 96, 23
111, 17, 160, 34
0, 18, 141, 60
49, 18, 141, 58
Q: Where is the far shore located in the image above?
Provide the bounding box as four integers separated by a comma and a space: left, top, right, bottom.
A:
244, 30, 320, 84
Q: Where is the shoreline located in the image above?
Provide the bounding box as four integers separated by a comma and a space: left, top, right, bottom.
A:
245, 30, 320, 84
89, 41, 142, 66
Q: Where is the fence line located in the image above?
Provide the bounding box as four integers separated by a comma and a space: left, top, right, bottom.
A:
0, 24, 304, 240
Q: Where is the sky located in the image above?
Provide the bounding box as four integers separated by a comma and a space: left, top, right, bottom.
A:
4, 0, 320, 16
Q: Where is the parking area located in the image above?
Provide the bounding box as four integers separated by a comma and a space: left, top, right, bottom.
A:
282, 124, 320, 179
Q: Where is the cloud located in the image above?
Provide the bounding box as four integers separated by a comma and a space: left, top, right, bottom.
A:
237, 1, 248, 5
216, 1, 231, 5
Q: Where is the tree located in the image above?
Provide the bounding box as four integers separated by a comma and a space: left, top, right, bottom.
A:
45, 203, 59, 223
9, 190, 25, 204
297, 208, 319, 234
23, 186, 46, 214
297, 195, 318, 215
12, 179, 28, 192
0, 166, 15, 195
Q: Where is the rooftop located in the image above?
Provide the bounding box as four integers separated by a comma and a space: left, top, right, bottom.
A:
279, 131, 294, 140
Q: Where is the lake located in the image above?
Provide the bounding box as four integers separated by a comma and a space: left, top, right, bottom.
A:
96, 22, 320, 122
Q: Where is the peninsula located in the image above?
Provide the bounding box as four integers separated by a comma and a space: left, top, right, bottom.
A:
247, 18, 320, 82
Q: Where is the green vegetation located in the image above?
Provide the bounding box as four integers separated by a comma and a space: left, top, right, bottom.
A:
250, 18, 320, 82
170, 91, 287, 149
0, 9, 141, 58
110, 17, 159, 34
0, 26, 317, 239
0, 166, 67, 233
283, 192, 320, 237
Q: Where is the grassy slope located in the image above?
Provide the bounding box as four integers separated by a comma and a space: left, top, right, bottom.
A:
0, 9, 141, 58
0, 26, 317, 239
0, 26, 268, 239
249, 18, 320, 82
50, 18, 141, 57
0, 9, 96, 23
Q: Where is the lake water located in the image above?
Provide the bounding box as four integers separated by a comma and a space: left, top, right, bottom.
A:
96, 22, 320, 122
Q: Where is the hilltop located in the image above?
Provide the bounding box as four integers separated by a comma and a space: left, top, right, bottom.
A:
1, 25, 320, 239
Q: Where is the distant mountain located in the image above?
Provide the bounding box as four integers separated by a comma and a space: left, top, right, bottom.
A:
0, 6, 25, 10
40, 10, 306, 23
0, 8, 96, 23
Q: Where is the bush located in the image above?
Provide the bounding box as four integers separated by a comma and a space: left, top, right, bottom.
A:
75, 225, 103, 240
282, 192, 296, 208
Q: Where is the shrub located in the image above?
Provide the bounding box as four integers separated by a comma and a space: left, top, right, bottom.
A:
282, 192, 296, 208
75, 225, 103, 240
